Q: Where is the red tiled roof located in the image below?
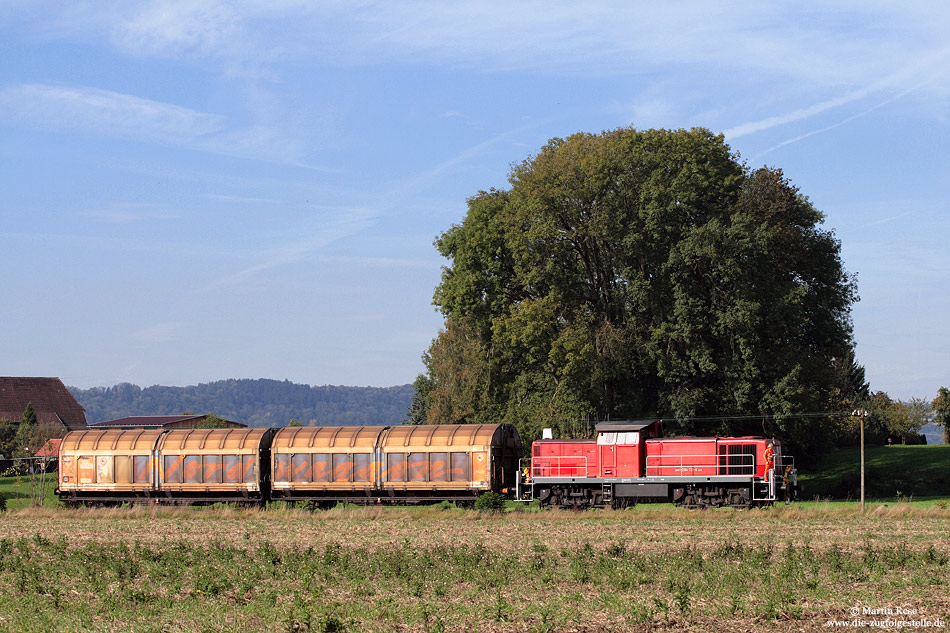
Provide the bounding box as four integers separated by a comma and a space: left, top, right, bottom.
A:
92, 415, 205, 428
0, 377, 87, 431
34, 438, 62, 458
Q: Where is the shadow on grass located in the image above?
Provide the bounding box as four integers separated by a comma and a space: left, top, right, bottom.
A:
799, 444, 950, 500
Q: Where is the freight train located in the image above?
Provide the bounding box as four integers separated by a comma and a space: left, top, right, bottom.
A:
56, 421, 797, 509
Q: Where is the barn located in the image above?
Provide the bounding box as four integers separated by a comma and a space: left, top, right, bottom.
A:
91, 415, 246, 430
0, 376, 88, 435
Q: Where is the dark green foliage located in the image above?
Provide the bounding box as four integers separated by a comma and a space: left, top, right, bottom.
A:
13, 403, 40, 458
0, 420, 16, 459
194, 414, 229, 429
405, 374, 434, 425
934, 387, 950, 443
69, 379, 413, 427
839, 392, 933, 448
21, 403, 37, 427
474, 491, 506, 512
419, 127, 860, 458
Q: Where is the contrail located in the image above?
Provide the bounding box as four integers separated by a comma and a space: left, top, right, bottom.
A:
724, 46, 950, 140
752, 80, 929, 159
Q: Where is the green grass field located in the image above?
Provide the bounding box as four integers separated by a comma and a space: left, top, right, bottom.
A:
798, 444, 950, 501
0, 504, 947, 632
0, 472, 58, 511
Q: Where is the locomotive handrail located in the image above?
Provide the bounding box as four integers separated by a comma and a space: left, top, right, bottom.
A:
645, 452, 757, 477
531, 455, 590, 478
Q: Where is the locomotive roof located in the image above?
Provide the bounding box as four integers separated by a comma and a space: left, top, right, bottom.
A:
594, 420, 660, 432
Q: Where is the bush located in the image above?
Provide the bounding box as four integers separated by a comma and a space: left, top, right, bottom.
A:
0, 492, 6, 512
474, 492, 506, 513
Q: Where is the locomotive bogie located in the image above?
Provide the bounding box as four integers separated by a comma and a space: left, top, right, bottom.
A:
672, 485, 753, 508
536, 482, 672, 509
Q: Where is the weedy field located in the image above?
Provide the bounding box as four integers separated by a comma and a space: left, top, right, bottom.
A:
0, 503, 947, 632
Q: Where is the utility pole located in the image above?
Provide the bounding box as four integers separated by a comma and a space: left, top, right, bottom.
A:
852, 409, 869, 514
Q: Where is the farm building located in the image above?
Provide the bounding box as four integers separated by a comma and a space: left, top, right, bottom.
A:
91, 415, 246, 430
34, 438, 62, 458
0, 376, 88, 434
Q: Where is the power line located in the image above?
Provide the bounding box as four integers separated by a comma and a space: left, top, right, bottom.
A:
654, 410, 860, 424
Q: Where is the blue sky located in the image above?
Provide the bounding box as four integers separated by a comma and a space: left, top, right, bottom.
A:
1, 2, 947, 402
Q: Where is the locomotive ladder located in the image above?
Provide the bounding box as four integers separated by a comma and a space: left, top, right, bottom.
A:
752, 469, 776, 503
601, 483, 612, 505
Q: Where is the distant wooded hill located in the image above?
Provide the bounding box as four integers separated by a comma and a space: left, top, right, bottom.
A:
69, 379, 414, 427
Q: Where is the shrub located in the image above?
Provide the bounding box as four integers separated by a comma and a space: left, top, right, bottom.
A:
474, 492, 506, 513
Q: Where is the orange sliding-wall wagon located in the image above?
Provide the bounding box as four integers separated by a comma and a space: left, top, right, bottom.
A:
57, 424, 520, 506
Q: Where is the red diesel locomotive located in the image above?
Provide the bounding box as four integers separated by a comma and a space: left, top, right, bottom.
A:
515, 421, 797, 509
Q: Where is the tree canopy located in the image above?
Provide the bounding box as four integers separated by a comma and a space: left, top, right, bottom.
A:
413, 127, 861, 453
934, 386, 950, 443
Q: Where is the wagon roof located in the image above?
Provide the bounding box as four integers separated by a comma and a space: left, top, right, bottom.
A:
271, 424, 509, 451
61, 428, 165, 452
272, 425, 388, 450
383, 424, 503, 448
157, 427, 271, 452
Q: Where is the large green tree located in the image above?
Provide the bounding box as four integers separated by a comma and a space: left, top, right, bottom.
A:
853, 392, 930, 446
413, 127, 859, 454
0, 420, 17, 459
14, 402, 40, 457
933, 386, 950, 443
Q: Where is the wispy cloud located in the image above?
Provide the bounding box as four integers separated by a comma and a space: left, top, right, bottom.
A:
0, 83, 308, 164
40, 3, 950, 88
130, 321, 188, 344
724, 46, 950, 141
203, 205, 380, 290
113, 0, 241, 59
388, 125, 531, 199
0, 83, 223, 140
868, 211, 913, 227
752, 81, 928, 158
82, 203, 180, 224
323, 255, 437, 269
205, 194, 285, 205
203, 126, 523, 289
16, 4, 950, 155
724, 90, 876, 140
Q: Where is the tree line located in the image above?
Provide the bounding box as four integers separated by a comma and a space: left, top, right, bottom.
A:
69, 379, 414, 428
